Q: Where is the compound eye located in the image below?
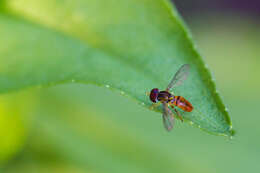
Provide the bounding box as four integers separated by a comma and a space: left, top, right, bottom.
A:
150, 88, 159, 103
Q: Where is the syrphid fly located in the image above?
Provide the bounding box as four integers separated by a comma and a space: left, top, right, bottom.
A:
149, 64, 193, 131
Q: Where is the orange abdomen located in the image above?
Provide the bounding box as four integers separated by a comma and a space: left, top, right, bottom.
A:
174, 96, 193, 112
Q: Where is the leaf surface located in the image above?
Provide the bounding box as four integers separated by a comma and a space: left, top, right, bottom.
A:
0, 0, 233, 136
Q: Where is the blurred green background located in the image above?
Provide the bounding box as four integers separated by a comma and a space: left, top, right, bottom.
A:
0, 0, 260, 173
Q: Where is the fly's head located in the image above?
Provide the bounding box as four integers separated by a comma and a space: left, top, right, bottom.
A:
149, 88, 159, 103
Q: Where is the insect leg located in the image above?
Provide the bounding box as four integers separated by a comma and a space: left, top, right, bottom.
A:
170, 104, 183, 122
174, 109, 184, 122
150, 102, 161, 110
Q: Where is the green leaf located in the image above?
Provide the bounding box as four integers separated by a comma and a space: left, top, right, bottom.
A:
0, 0, 233, 136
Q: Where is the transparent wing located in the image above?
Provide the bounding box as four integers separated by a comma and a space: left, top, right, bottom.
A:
162, 102, 175, 131
166, 64, 190, 91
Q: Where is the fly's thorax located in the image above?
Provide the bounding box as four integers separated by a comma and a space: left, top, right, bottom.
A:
158, 91, 174, 102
